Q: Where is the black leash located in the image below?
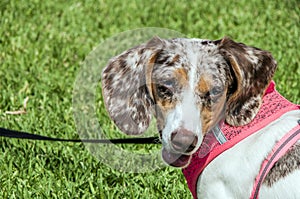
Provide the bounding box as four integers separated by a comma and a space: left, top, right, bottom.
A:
0, 127, 161, 144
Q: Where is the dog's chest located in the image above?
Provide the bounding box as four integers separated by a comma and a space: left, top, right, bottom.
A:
197, 110, 300, 199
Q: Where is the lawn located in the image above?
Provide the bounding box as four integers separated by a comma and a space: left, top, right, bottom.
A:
0, 0, 299, 198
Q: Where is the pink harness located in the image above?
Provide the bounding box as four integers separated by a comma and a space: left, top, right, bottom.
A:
182, 81, 300, 199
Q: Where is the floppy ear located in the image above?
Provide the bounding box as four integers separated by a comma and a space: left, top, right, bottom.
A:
218, 37, 277, 126
102, 37, 164, 135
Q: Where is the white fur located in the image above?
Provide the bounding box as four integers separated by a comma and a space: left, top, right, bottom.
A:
162, 88, 202, 151
259, 169, 300, 198
162, 44, 204, 151
197, 110, 300, 199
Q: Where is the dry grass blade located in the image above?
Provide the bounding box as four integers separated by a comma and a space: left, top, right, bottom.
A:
5, 96, 29, 115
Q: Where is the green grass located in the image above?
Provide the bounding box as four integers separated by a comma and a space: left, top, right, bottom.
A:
0, 0, 299, 198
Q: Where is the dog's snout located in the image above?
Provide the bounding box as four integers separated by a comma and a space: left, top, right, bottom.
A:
170, 129, 198, 153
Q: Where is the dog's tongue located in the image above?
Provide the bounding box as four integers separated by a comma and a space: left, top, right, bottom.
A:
162, 148, 191, 168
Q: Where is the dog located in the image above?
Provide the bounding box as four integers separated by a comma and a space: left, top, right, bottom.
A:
101, 36, 300, 198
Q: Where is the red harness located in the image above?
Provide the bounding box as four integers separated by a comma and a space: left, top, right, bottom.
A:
182, 81, 300, 199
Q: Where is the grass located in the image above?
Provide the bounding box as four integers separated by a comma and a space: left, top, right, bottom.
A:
0, 0, 299, 198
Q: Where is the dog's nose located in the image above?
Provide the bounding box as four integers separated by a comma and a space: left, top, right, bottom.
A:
171, 128, 198, 153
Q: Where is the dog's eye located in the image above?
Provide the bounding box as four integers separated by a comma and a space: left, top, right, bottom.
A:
200, 86, 223, 104
209, 86, 223, 97
156, 84, 174, 99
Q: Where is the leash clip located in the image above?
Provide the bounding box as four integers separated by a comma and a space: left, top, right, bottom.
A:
212, 121, 227, 144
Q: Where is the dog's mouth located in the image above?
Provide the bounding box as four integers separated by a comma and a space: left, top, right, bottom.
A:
162, 148, 192, 168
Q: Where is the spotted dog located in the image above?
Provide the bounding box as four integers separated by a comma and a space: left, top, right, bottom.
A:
102, 37, 300, 198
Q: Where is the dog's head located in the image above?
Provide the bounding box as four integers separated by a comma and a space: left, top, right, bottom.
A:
102, 37, 277, 168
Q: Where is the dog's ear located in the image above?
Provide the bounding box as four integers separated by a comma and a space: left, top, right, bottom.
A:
102, 37, 164, 135
218, 37, 277, 126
